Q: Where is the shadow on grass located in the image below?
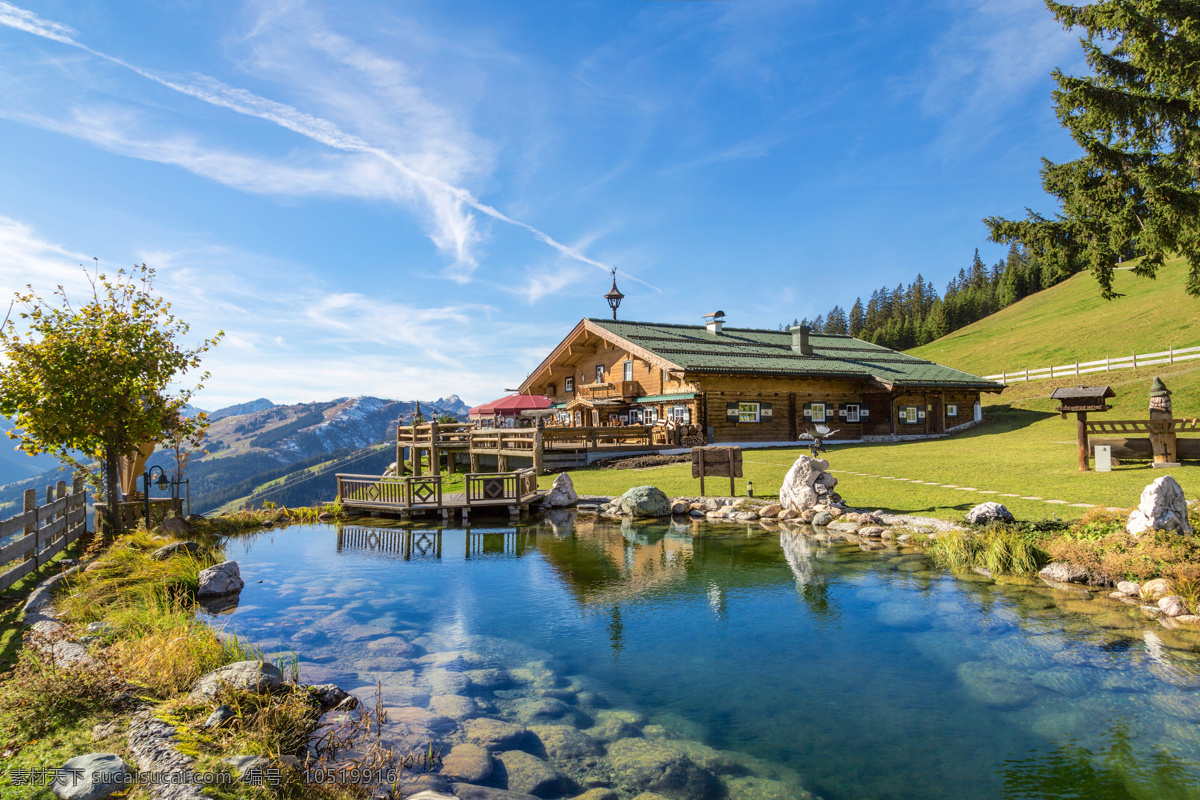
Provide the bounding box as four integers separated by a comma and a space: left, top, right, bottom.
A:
0, 536, 88, 673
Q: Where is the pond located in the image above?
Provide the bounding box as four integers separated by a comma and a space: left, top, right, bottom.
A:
210, 513, 1200, 800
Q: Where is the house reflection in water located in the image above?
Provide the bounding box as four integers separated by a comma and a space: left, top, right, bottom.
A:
335, 526, 532, 560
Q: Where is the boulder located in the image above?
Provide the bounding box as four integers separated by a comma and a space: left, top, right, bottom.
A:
1142, 577, 1173, 599
606, 738, 722, 800
189, 660, 283, 700
619, 486, 672, 518
542, 474, 579, 509
204, 704, 236, 729
159, 516, 189, 538
452, 784, 539, 800
495, 751, 576, 798
441, 743, 494, 784
462, 718, 530, 751
1116, 581, 1141, 596
528, 724, 603, 760
777, 509, 799, 521
811, 511, 832, 527
778, 457, 831, 512
1039, 562, 1089, 585
1127, 476, 1193, 536
1159, 595, 1189, 617
308, 683, 350, 709
967, 502, 1014, 525
150, 541, 204, 561
196, 561, 244, 598
759, 504, 781, 519
52, 753, 130, 800
671, 502, 689, 516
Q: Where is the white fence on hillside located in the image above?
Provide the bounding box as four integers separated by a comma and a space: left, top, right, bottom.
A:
985, 345, 1200, 385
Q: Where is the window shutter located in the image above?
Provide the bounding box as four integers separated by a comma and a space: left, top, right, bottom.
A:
861, 408, 869, 418
760, 403, 773, 421
726, 402, 739, 422
802, 403, 812, 418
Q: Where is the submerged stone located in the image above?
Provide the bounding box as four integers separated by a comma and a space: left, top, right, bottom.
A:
495, 750, 577, 798
462, 718, 530, 751
605, 738, 722, 800
956, 661, 1039, 709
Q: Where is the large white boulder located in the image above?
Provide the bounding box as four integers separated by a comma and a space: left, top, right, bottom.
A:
967, 502, 1014, 525
197, 560, 244, 598
542, 473, 579, 508
52, 753, 130, 800
779, 456, 835, 512
1127, 476, 1193, 536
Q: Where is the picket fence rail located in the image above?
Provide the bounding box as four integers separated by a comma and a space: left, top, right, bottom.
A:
0, 476, 87, 592
984, 345, 1200, 385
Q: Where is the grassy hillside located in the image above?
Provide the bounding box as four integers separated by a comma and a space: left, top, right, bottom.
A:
909, 256, 1200, 377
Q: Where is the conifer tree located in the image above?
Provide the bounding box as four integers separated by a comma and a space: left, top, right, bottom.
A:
849, 299, 866, 337
986, 1, 1200, 298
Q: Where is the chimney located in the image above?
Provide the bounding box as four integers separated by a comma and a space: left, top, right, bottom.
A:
702, 310, 726, 334
789, 324, 813, 355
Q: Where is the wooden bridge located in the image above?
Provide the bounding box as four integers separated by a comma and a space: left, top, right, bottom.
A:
336, 468, 542, 520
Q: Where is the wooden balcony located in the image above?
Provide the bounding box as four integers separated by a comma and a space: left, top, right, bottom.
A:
578, 380, 643, 400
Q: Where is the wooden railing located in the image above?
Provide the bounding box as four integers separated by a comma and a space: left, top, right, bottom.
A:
1086, 418, 1200, 436
397, 422, 474, 446
0, 477, 87, 592
579, 381, 643, 399
337, 468, 539, 508
541, 426, 654, 449
468, 430, 539, 452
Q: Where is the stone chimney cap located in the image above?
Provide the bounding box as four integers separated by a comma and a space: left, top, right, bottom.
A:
701, 310, 726, 320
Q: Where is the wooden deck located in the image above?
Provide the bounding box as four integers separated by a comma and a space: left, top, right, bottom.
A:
336, 469, 542, 519
397, 422, 680, 474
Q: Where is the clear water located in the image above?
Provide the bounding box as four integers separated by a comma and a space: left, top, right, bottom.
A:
211, 515, 1200, 800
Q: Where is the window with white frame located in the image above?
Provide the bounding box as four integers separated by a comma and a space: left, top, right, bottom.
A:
811, 403, 826, 423
903, 406, 919, 424
565, 377, 574, 393
623, 360, 633, 381
738, 402, 760, 423
844, 403, 860, 423
670, 405, 690, 423
645, 407, 657, 423
595, 365, 605, 383
947, 404, 958, 417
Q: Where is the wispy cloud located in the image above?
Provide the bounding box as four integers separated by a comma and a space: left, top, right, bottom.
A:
913, 0, 1080, 156
0, 0, 672, 298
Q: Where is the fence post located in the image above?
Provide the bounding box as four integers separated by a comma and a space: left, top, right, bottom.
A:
55, 481, 66, 546
1170, 345, 1174, 365
1024, 367, 1029, 382
1075, 360, 1079, 377
1106, 355, 1110, 373
1001, 370, 1006, 384
1133, 351, 1137, 369
1049, 365, 1054, 379
22, 489, 36, 567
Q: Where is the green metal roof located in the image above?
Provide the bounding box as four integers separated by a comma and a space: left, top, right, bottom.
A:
634, 392, 697, 403
589, 319, 1002, 391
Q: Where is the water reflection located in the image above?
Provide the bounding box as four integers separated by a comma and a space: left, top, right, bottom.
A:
211, 515, 1200, 800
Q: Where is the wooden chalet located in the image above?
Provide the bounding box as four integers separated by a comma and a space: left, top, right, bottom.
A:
517, 313, 1003, 442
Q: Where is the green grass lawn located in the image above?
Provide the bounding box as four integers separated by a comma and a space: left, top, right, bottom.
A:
908, 256, 1200, 376
542, 402, 1200, 522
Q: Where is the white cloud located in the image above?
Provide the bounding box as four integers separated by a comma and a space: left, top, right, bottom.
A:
0, 0, 674, 298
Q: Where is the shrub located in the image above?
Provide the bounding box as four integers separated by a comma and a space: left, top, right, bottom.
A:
0, 631, 124, 738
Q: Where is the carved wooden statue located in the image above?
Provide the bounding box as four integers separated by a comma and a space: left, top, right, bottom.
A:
1148, 377, 1179, 466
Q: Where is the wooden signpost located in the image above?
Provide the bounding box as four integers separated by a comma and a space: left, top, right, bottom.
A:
691, 446, 742, 496
1050, 386, 1115, 471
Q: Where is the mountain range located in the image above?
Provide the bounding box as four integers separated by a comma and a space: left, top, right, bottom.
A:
0, 394, 471, 515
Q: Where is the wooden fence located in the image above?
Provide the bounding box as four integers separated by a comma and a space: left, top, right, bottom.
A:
984, 345, 1200, 385
0, 476, 87, 592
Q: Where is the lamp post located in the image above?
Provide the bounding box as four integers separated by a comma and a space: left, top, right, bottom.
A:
142, 465, 171, 526
605, 268, 624, 320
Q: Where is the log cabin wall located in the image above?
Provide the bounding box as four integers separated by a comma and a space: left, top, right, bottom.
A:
695, 374, 875, 442
531, 342, 695, 407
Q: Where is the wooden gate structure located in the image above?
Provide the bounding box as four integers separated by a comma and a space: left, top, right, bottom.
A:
0, 476, 87, 592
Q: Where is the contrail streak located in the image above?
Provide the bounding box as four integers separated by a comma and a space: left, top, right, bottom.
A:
0, 2, 675, 299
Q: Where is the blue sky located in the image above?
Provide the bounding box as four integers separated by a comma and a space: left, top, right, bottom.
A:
0, 0, 1084, 408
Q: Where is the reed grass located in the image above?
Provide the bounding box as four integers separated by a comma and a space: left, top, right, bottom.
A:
928, 527, 1048, 575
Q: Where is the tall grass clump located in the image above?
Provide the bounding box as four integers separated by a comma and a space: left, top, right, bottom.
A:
929, 526, 1048, 575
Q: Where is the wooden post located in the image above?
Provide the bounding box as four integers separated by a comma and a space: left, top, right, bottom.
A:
728, 449, 735, 497
533, 429, 544, 475
1106, 355, 1110, 372
1075, 360, 1079, 377
1024, 366, 1029, 382
414, 446, 423, 476
430, 421, 441, 476
55, 481, 66, 545
699, 448, 706, 497
1170, 345, 1174, 365
1076, 411, 1089, 472
23, 488, 36, 565
1132, 351, 1137, 369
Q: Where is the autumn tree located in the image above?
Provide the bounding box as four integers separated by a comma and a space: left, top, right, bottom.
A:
986, 1, 1200, 298
0, 264, 221, 532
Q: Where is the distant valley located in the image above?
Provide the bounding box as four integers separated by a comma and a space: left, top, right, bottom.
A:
0, 394, 470, 515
